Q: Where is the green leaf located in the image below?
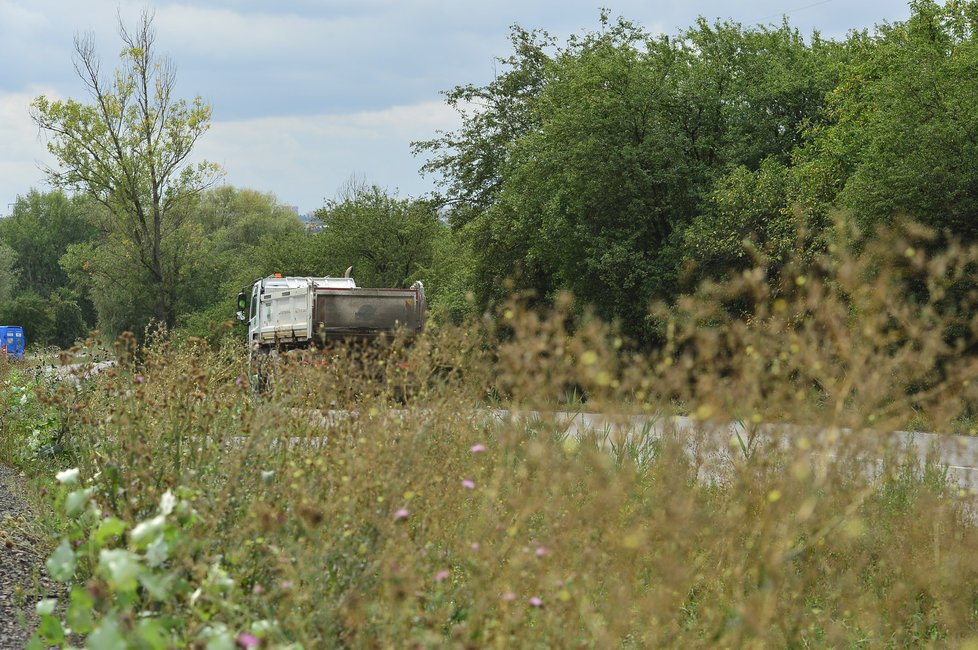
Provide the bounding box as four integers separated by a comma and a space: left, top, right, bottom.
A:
87, 616, 128, 650
138, 572, 172, 601
198, 623, 235, 650
46, 540, 76, 582
65, 487, 93, 517
145, 535, 169, 568
67, 585, 95, 634
35, 598, 57, 616
36, 614, 65, 645
130, 515, 165, 546
98, 548, 143, 593
93, 516, 128, 545
135, 619, 169, 650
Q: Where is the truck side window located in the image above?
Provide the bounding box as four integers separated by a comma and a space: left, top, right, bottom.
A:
250, 292, 258, 320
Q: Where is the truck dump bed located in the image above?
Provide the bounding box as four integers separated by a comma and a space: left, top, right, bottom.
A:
314, 283, 426, 341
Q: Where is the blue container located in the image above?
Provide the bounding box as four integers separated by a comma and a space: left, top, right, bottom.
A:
0, 326, 25, 359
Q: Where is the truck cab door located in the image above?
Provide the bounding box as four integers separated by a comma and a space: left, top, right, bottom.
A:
249, 285, 261, 343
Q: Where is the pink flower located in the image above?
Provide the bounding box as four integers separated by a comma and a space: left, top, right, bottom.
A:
501, 592, 517, 602
434, 569, 450, 582
251, 584, 265, 595
134, 375, 144, 384
394, 508, 410, 521
470, 542, 480, 551
236, 632, 260, 648
535, 546, 548, 558
461, 479, 476, 490
280, 580, 293, 591
529, 596, 543, 608
470, 443, 486, 453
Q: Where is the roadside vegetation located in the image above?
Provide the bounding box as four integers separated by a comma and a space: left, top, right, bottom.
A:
3, 220, 978, 647
2, 1, 978, 647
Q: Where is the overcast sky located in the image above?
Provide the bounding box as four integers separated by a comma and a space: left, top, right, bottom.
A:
1, 0, 914, 215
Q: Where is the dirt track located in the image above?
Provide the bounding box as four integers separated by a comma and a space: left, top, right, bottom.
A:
0, 464, 51, 649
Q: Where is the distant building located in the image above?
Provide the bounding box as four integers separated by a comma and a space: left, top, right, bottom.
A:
299, 212, 324, 232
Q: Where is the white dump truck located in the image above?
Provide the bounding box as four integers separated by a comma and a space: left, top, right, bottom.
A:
237, 273, 426, 352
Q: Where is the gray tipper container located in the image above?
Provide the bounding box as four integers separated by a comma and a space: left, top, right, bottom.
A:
312, 281, 426, 341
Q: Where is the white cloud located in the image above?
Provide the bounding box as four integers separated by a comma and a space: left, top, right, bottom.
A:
0, 1, 49, 31
195, 100, 460, 211
0, 87, 61, 213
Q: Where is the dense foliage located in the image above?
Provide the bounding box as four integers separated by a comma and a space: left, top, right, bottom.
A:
3, 223, 978, 647
416, 0, 978, 342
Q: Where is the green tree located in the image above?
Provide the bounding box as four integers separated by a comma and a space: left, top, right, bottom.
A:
801, 0, 978, 238
0, 190, 98, 299
418, 227, 477, 324
417, 14, 844, 341
681, 159, 817, 285
60, 239, 157, 338
0, 242, 18, 304
313, 183, 444, 289
171, 186, 305, 339
413, 26, 555, 226
49, 290, 89, 349
194, 185, 303, 250
31, 10, 219, 329
0, 293, 54, 346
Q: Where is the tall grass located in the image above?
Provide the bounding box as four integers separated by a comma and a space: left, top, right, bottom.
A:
5, 220, 978, 647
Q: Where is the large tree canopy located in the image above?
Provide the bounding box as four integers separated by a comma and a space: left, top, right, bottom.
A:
417, 14, 848, 340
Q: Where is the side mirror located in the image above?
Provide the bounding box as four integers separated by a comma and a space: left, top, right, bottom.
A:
236, 292, 248, 321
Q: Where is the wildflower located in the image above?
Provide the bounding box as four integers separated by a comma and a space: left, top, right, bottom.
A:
134, 375, 144, 384
529, 596, 543, 608
159, 490, 176, 516
470, 542, 480, 551
434, 569, 450, 582
235, 632, 260, 649
501, 592, 517, 602
535, 546, 548, 558
280, 580, 293, 591
36, 599, 57, 616
470, 443, 486, 453
55, 468, 80, 485
461, 479, 475, 490
394, 508, 410, 521
131, 515, 165, 545
252, 584, 265, 595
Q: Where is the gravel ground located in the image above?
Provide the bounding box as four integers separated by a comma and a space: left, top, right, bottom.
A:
0, 464, 53, 649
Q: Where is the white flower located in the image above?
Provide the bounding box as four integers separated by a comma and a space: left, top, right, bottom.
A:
146, 536, 169, 568
159, 490, 176, 516
56, 468, 80, 485
131, 515, 165, 545
36, 598, 57, 616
